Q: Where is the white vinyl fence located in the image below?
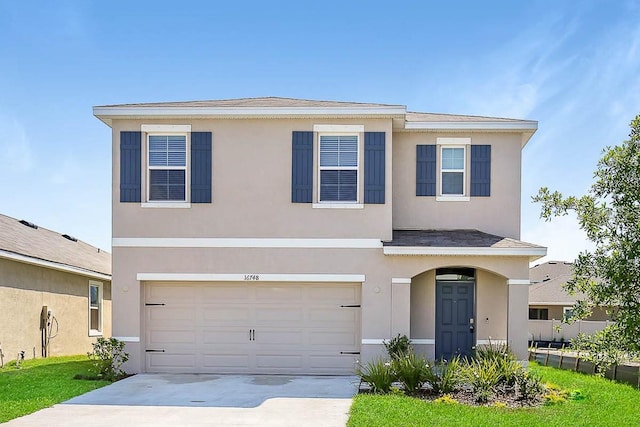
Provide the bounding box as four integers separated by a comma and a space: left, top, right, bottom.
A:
528, 319, 613, 342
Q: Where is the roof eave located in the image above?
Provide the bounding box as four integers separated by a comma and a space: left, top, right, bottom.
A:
383, 246, 547, 261
93, 106, 408, 127
0, 249, 111, 280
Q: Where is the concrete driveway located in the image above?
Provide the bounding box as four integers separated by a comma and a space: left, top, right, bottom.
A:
5, 374, 359, 426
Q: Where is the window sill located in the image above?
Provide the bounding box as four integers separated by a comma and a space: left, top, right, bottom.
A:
312, 203, 364, 209
436, 196, 470, 202
141, 202, 191, 209
89, 331, 103, 337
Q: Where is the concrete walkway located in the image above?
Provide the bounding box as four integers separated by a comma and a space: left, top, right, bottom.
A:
5, 374, 358, 426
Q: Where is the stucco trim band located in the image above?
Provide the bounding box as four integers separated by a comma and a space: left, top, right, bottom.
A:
507, 279, 531, 285
113, 336, 140, 342
114, 237, 383, 249
137, 273, 366, 283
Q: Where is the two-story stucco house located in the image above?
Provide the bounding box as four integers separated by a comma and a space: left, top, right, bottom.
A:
93, 97, 546, 374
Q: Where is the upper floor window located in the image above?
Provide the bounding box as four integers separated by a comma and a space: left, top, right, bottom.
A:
440, 146, 466, 196
89, 281, 103, 336
148, 135, 187, 201
319, 134, 359, 202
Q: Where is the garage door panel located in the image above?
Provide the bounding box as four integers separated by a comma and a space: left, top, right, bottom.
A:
308, 285, 359, 302
202, 306, 251, 323
310, 330, 359, 346
202, 328, 250, 344
147, 285, 197, 303
145, 282, 360, 374
147, 329, 197, 346
255, 307, 303, 323
255, 286, 303, 302
147, 353, 197, 371
201, 285, 253, 301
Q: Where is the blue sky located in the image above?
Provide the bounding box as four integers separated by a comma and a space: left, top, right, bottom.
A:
1, 1, 639, 263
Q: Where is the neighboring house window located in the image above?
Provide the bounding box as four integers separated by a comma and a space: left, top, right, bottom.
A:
89, 281, 103, 336
440, 146, 465, 196
319, 134, 358, 202
148, 134, 187, 201
563, 307, 574, 321
529, 308, 549, 320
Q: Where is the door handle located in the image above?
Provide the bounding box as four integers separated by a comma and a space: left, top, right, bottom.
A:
470, 318, 474, 333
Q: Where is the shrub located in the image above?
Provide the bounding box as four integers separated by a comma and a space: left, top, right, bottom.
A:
87, 337, 129, 381
425, 356, 463, 395
516, 370, 545, 402
392, 353, 430, 395
543, 389, 568, 405
475, 340, 514, 363
384, 334, 412, 360
433, 394, 459, 404
464, 358, 502, 402
356, 358, 396, 394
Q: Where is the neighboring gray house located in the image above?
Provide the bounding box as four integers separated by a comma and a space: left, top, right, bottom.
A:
529, 261, 611, 321
94, 97, 546, 374
0, 213, 111, 363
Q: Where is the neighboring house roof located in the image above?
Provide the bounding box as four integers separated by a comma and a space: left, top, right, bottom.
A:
0, 213, 111, 280
93, 97, 537, 144
382, 229, 546, 260
529, 261, 584, 305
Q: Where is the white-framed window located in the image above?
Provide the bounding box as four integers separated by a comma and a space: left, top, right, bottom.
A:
440, 146, 466, 196
147, 134, 188, 202
88, 281, 103, 336
318, 134, 359, 202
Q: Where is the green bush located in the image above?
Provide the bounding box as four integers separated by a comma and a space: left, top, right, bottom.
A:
87, 337, 129, 381
356, 358, 396, 394
425, 356, 463, 395
516, 370, 545, 402
464, 358, 502, 402
383, 334, 412, 360
392, 353, 430, 395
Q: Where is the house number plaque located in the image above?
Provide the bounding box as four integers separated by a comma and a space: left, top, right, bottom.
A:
244, 274, 260, 281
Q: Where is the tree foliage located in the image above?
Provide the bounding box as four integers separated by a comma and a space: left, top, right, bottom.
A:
532, 115, 640, 354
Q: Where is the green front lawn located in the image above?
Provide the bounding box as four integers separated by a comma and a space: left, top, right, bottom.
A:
348, 362, 640, 427
0, 356, 111, 423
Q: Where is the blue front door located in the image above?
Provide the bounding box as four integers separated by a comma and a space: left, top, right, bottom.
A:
435, 280, 475, 360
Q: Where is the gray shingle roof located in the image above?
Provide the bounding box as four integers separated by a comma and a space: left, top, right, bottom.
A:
529, 261, 583, 304
383, 229, 544, 249
0, 213, 111, 276
95, 97, 405, 109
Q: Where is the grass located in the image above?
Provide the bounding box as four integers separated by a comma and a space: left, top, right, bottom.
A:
348, 362, 640, 427
0, 355, 111, 423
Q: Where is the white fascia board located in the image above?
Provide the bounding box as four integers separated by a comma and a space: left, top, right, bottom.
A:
313, 124, 365, 132
383, 246, 547, 259
405, 121, 538, 131
137, 273, 366, 283
0, 249, 111, 281
113, 237, 383, 249
94, 106, 407, 119
141, 124, 191, 132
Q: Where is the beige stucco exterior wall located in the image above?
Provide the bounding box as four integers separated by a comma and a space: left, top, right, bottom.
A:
391, 132, 522, 239
0, 258, 111, 363
112, 245, 530, 372
111, 118, 394, 241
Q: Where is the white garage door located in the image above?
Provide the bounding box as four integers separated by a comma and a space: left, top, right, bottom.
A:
144, 282, 361, 374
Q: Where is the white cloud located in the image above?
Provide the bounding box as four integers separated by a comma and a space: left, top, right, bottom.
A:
523, 215, 596, 264
0, 116, 33, 173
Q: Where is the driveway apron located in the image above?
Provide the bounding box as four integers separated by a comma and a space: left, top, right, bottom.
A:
4, 374, 358, 426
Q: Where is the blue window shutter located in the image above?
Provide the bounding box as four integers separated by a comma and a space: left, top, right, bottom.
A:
191, 132, 212, 203
120, 131, 141, 203
291, 131, 313, 203
364, 132, 385, 204
471, 145, 491, 196
416, 145, 436, 196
